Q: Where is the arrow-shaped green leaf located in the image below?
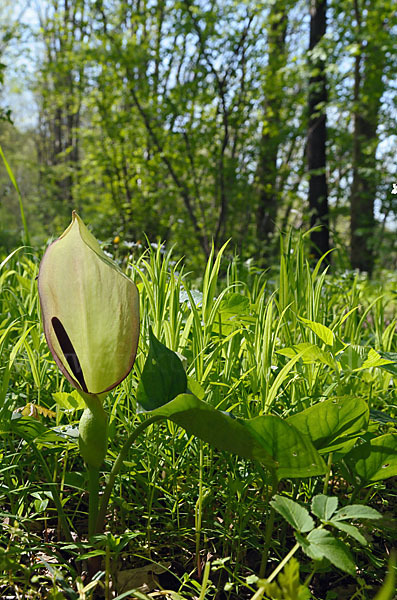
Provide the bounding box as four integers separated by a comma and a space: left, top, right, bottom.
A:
146, 393, 276, 469
244, 415, 326, 479
145, 394, 325, 479
344, 433, 397, 483
137, 328, 188, 410
287, 396, 369, 455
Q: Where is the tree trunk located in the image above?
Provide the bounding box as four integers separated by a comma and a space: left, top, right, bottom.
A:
350, 0, 386, 275
307, 0, 329, 259
36, 0, 85, 222
256, 2, 288, 258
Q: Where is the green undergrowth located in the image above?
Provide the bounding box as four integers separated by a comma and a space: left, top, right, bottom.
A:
0, 230, 396, 600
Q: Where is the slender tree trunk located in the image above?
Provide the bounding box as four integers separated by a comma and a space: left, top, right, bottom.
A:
36, 0, 85, 220
350, 0, 386, 275
307, 0, 329, 259
256, 2, 288, 258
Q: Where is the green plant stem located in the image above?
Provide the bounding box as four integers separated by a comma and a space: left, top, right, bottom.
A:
349, 485, 360, 504
105, 542, 111, 600
195, 442, 204, 577
252, 542, 301, 600
266, 541, 300, 583
323, 452, 333, 495
198, 559, 211, 600
96, 415, 165, 534
259, 469, 279, 578
88, 466, 100, 537
303, 565, 317, 588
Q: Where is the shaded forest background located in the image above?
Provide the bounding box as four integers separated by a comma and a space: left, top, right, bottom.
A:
0, 0, 396, 274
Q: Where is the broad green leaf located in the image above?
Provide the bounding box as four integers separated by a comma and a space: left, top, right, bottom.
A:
337, 345, 366, 371
53, 390, 85, 411
302, 528, 356, 575
147, 394, 324, 477
311, 494, 338, 521
187, 377, 205, 400
331, 437, 358, 462
378, 352, 397, 376
137, 328, 188, 410
299, 317, 334, 346
277, 344, 307, 360
295, 531, 323, 561
33, 496, 49, 514
245, 415, 326, 479
219, 293, 250, 316
52, 424, 79, 440
277, 342, 334, 368
147, 393, 276, 468
328, 520, 367, 545
215, 292, 251, 334
332, 504, 382, 521
179, 289, 203, 307
270, 495, 314, 533
354, 348, 393, 371
287, 396, 369, 454
345, 433, 397, 482
8, 415, 76, 448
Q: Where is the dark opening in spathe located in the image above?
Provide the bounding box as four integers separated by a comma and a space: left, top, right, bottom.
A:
51, 316, 88, 393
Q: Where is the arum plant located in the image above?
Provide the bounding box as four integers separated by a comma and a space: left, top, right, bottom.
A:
38, 211, 140, 537
37, 214, 314, 537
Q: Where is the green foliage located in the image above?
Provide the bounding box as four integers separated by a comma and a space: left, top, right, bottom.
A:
311, 494, 338, 521
287, 396, 369, 454
137, 328, 188, 410
299, 528, 356, 576
0, 231, 396, 598
270, 496, 314, 533
263, 558, 311, 600
344, 433, 397, 483
1, 0, 396, 269
0, 144, 29, 245
299, 317, 335, 347
137, 327, 325, 478
147, 392, 276, 469
272, 494, 383, 577
245, 415, 326, 479
53, 390, 85, 412
373, 552, 396, 600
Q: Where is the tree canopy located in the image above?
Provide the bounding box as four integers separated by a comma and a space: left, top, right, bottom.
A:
1, 0, 396, 272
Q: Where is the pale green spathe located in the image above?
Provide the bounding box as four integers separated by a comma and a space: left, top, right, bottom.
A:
38, 212, 139, 395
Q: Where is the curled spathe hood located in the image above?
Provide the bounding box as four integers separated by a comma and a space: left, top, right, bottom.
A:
38, 211, 139, 396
